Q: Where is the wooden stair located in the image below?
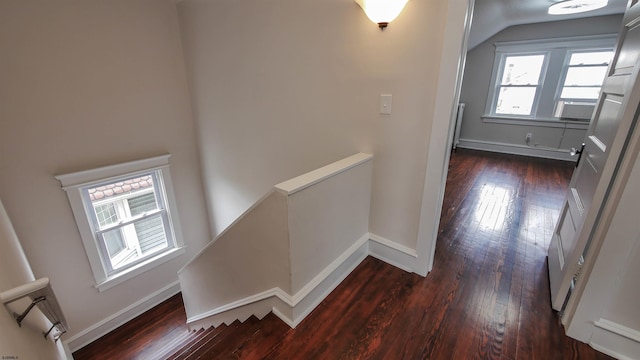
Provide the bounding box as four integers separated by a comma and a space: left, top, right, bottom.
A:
157, 313, 286, 360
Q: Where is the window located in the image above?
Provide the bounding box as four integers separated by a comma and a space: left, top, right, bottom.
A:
56, 155, 185, 292
494, 54, 547, 116
485, 35, 616, 122
557, 50, 613, 101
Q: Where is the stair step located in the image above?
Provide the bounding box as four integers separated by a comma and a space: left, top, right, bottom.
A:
166, 325, 224, 360
194, 316, 263, 359
154, 328, 201, 359
230, 313, 289, 359
181, 320, 241, 359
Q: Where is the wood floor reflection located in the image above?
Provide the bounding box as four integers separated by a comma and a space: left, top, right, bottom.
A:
74, 149, 614, 359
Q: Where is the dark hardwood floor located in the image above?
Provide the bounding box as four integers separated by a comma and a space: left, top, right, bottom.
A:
73, 149, 614, 359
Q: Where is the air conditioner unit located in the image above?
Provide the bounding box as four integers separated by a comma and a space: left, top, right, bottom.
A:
555, 101, 595, 121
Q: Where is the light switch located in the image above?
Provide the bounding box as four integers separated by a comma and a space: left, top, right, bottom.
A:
379, 94, 392, 115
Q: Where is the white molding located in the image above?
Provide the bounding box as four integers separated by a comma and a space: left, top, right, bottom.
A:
457, 138, 576, 161
64, 281, 181, 352
96, 247, 185, 292
185, 234, 420, 330
590, 319, 640, 360
494, 34, 618, 52
288, 237, 369, 327
369, 233, 417, 273
55, 154, 171, 188
186, 288, 289, 324
482, 116, 590, 129
186, 234, 371, 327
290, 234, 369, 304
67, 234, 418, 350
595, 318, 640, 342
275, 153, 373, 195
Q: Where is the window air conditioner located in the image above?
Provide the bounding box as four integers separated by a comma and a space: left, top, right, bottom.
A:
555, 101, 595, 121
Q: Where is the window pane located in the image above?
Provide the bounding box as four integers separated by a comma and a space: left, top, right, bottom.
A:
104, 229, 125, 257
95, 203, 118, 228
134, 215, 168, 256
560, 87, 602, 100
570, 51, 613, 65
128, 192, 158, 216
501, 55, 545, 85
496, 87, 537, 115
564, 66, 607, 86
103, 227, 137, 270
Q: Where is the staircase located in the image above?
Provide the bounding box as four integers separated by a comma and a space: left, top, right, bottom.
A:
154, 313, 288, 359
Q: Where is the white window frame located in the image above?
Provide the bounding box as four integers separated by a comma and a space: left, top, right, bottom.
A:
56, 155, 185, 292
487, 51, 550, 118
554, 48, 614, 103
483, 34, 617, 124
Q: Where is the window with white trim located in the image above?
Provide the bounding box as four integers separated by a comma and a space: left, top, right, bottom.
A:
557, 50, 613, 101
493, 53, 548, 116
56, 155, 185, 292
485, 35, 616, 122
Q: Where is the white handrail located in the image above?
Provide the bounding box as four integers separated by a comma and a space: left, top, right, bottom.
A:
0, 277, 68, 341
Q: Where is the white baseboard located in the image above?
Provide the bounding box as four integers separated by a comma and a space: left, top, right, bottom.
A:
368, 233, 418, 273
457, 138, 575, 161
68, 233, 419, 351
186, 234, 370, 330
64, 281, 181, 353
287, 236, 369, 327
590, 319, 640, 360
186, 233, 420, 331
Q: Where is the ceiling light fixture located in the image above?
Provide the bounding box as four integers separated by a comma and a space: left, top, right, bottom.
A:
355, 0, 409, 30
548, 0, 608, 15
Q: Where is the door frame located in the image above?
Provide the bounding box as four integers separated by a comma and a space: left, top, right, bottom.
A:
416, 0, 640, 349
414, 0, 474, 276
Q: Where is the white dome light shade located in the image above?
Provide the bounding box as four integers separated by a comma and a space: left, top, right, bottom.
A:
548, 0, 608, 15
355, 0, 409, 29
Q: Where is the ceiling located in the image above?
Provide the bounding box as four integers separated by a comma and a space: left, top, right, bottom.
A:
469, 0, 628, 49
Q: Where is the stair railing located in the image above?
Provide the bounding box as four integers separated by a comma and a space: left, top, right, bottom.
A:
0, 277, 68, 341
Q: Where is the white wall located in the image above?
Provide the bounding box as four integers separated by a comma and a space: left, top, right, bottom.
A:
459, 15, 623, 158
177, 0, 449, 252
0, 0, 210, 349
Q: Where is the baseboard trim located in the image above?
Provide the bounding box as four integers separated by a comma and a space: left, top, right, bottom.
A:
187, 234, 371, 328
64, 281, 181, 352
287, 236, 369, 327
369, 233, 418, 273
67, 234, 420, 351
590, 318, 640, 360
457, 138, 575, 161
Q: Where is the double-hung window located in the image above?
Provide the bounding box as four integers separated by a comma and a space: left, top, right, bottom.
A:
56, 155, 185, 291
557, 50, 613, 101
484, 35, 616, 122
493, 53, 548, 116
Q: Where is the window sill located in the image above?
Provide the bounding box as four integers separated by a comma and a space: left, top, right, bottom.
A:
482, 115, 590, 129
95, 247, 186, 292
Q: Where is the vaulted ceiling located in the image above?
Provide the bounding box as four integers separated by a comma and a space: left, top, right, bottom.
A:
469, 0, 628, 49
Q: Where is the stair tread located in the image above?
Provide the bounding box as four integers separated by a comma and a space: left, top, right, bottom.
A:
228, 313, 289, 359
185, 320, 243, 359
167, 326, 224, 360
154, 328, 200, 359
197, 316, 264, 359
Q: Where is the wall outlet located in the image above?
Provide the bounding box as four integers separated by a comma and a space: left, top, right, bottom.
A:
525, 132, 532, 144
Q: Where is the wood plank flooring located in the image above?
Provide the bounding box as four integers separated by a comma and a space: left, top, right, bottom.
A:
73, 149, 614, 359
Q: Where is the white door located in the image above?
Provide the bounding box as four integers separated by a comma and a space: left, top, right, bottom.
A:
548, 1, 640, 311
